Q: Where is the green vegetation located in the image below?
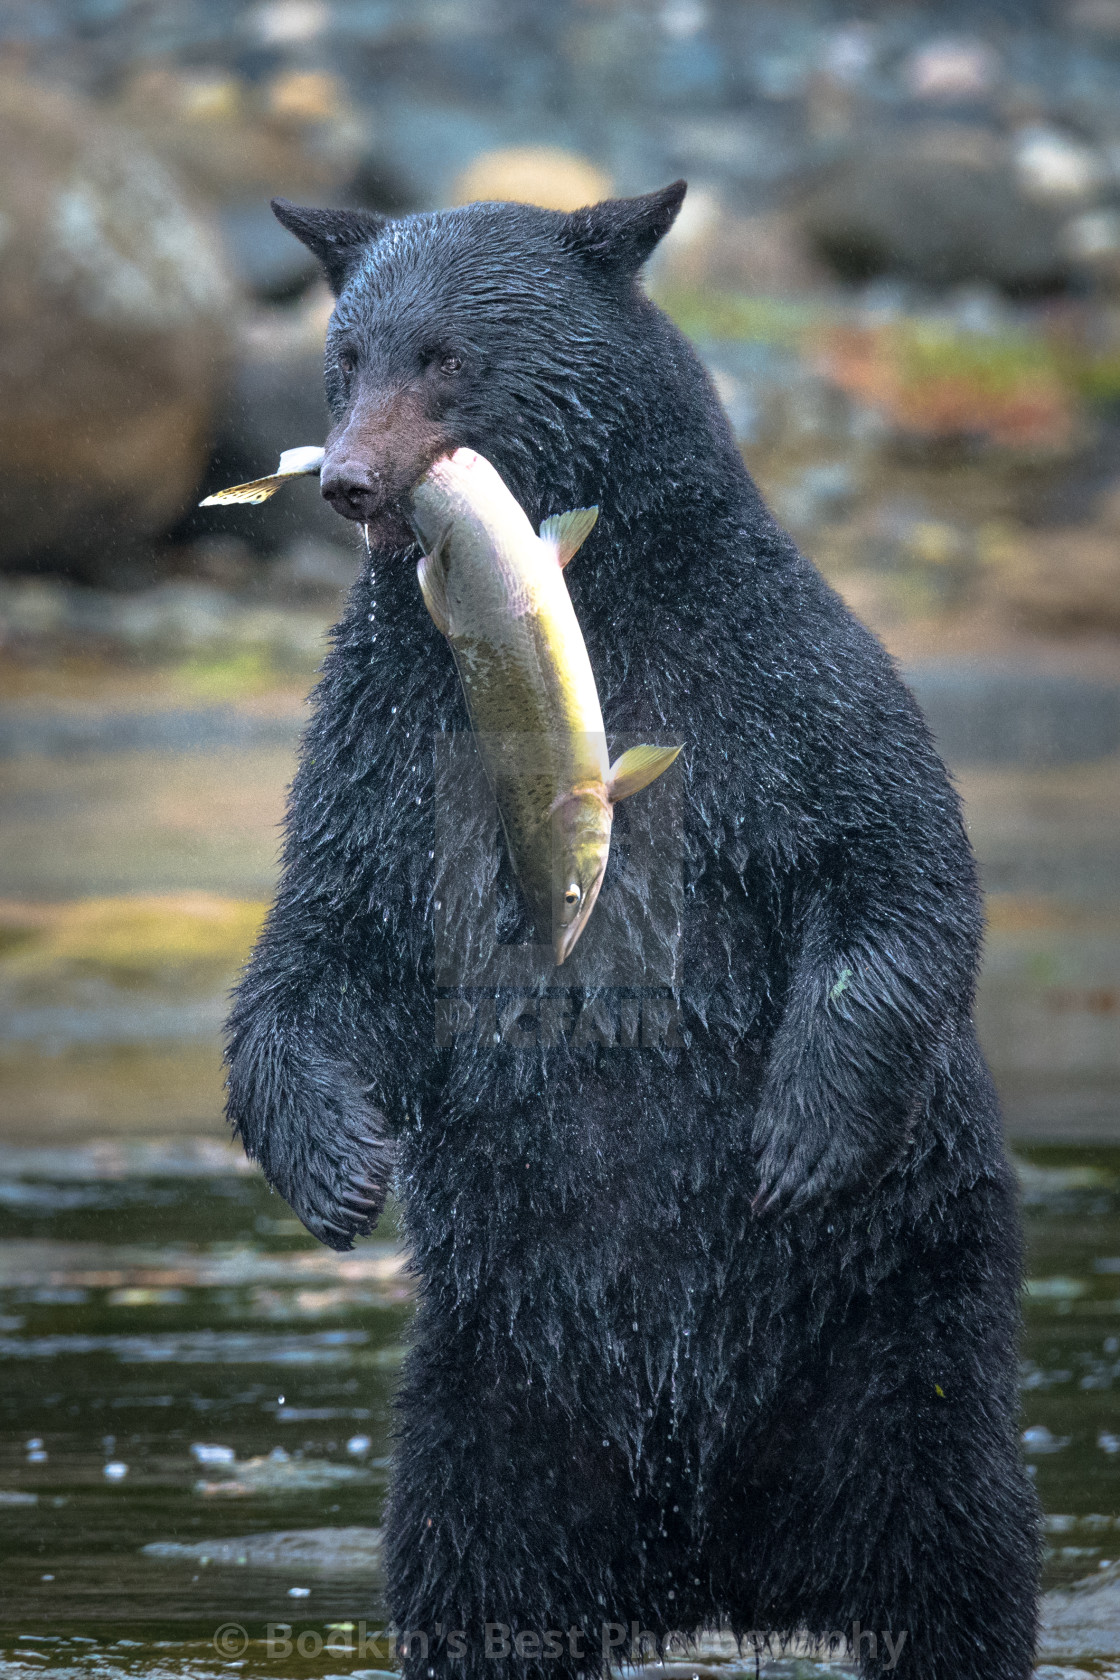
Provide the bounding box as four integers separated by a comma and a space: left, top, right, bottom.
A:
658, 283, 1120, 419
654, 285, 819, 348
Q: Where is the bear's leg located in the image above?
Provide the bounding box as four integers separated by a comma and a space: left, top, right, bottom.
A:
715, 1179, 1040, 1679
773, 1424, 1039, 1680
383, 1306, 641, 1680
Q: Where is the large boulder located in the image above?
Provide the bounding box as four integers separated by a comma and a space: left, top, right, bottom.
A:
106, 66, 359, 208
106, 66, 367, 301
0, 74, 236, 577
649, 186, 826, 296
802, 126, 1072, 294
449, 148, 611, 211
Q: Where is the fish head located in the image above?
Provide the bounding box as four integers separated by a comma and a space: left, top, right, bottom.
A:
550, 790, 613, 966
409, 449, 527, 557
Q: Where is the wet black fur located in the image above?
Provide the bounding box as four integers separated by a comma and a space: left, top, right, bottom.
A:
226, 186, 1040, 1679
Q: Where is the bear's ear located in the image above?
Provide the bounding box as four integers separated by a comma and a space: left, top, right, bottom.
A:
560, 181, 687, 274
271, 198, 388, 294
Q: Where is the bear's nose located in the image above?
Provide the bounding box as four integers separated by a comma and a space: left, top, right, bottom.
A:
320, 458, 381, 521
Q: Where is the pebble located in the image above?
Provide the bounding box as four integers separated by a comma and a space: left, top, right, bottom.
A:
144, 1527, 382, 1574
1023, 1425, 1072, 1453
190, 1443, 236, 1465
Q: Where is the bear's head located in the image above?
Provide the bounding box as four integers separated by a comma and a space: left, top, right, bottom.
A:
271, 183, 687, 549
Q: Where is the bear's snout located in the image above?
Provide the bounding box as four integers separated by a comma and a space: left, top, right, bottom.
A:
320, 383, 451, 539
320, 455, 382, 521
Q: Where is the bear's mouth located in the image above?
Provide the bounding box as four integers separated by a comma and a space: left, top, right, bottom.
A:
354, 499, 415, 551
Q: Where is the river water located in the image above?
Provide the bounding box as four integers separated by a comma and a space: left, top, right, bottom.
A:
0, 644, 1118, 1675
0, 1142, 1118, 1678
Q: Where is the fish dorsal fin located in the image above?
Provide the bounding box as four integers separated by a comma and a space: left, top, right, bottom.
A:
416, 541, 452, 637
540, 506, 598, 569
199, 445, 325, 506
608, 743, 683, 803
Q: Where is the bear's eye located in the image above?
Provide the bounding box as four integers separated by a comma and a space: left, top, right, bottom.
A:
337, 351, 356, 377
440, 353, 463, 375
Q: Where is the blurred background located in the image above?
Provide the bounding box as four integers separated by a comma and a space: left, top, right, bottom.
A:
1, 1, 1120, 1671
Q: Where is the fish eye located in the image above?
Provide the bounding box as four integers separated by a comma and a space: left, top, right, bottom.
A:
440, 353, 463, 375
563, 883, 581, 907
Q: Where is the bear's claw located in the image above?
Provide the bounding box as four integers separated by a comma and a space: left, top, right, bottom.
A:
750, 1107, 856, 1217
281, 1152, 393, 1252
752, 1106, 902, 1219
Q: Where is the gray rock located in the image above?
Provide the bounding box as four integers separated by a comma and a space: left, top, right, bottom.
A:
194, 296, 339, 554
194, 1451, 373, 1495
0, 575, 332, 663
271, 536, 362, 601
1039, 1561, 1120, 1663
904, 666, 1120, 767
215, 201, 320, 302
802, 128, 1070, 293
0, 71, 235, 576
772, 462, 861, 533
0, 703, 300, 761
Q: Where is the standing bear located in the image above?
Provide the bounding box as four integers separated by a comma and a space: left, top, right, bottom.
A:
226, 183, 1040, 1680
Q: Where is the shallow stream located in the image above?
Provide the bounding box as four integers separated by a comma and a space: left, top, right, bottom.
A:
0, 1143, 1118, 1677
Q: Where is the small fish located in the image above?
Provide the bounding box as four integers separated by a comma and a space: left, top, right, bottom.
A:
198, 446, 325, 506
410, 448, 682, 966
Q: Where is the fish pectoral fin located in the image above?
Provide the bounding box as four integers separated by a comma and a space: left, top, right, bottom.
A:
539, 506, 598, 569
608, 743, 683, 803
199, 475, 288, 506
416, 547, 452, 636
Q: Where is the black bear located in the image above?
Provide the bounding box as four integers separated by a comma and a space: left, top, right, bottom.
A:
226, 183, 1040, 1679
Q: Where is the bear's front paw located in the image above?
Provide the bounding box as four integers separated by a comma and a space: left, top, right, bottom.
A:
281, 1115, 395, 1253
229, 1047, 395, 1251
750, 1110, 864, 1218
